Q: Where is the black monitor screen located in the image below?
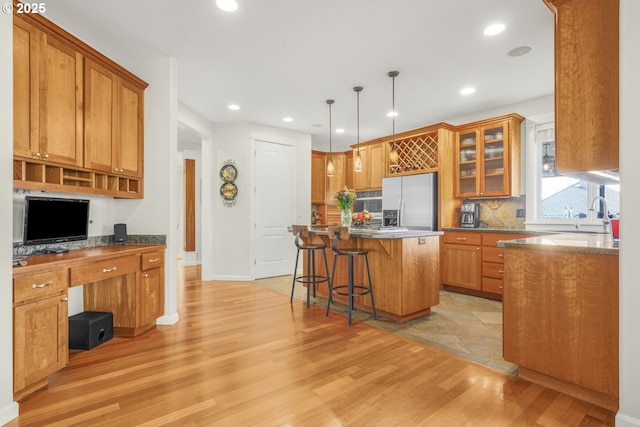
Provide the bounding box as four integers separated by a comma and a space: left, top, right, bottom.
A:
23, 197, 90, 246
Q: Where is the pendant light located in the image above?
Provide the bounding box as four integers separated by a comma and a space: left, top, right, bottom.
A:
542, 142, 555, 177
388, 71, 400, 165
326, 99, 335, 177
354, 86, 363, 173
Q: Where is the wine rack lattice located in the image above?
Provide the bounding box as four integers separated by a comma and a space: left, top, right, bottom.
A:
388, 131, 438, 175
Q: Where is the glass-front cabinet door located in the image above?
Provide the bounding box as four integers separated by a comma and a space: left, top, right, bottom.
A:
456, 128, 480, 197
481, 123, 509, 197
455, 121, 512, 198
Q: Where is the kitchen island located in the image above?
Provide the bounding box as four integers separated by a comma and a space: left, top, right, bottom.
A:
306, 227, 442, 322
500, 233, 619, 411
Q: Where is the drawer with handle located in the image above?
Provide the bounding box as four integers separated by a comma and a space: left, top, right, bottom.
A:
70, 254, 139, 286
482, 261, 504, 279
483, 246, 505, 263
443, 231, 482, 245
141, 251, 164, 271
14, 268, 69, 304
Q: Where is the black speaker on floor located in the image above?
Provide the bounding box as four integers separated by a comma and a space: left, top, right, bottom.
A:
114, 223, 127, 245
69, 311, 113, 350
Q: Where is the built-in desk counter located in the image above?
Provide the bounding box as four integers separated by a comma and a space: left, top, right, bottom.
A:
12, 245, 166, 400
306, 227, 442, 322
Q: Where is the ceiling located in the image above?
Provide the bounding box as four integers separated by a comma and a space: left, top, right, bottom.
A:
43, 0, 555, 152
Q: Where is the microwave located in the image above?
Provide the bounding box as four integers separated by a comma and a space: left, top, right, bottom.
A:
354, 190, 382, 225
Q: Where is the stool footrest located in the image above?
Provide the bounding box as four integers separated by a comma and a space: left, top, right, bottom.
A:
331, 285, 372, 297
295, 276, 329, 285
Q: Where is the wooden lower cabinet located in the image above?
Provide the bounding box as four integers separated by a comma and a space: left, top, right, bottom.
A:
13, 268, 69, 401
442, 231, 532, 299
442, 231, 482, 291
503, 248, 619, 411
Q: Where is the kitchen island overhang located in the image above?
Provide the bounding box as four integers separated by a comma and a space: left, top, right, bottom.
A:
305, 227, 443, 322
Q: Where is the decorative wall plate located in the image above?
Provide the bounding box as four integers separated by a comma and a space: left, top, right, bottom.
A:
220, 182, 238, 200
220, 164, 238, 182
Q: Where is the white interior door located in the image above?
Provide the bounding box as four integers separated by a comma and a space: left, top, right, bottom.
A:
254, 140, 294, 279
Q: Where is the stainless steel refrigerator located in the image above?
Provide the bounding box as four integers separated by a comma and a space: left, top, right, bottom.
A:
382, 173, 438, 230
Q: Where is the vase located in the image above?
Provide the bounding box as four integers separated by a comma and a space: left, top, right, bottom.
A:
340, 209, 352, 230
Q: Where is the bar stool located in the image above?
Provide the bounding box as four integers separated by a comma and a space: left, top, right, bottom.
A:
326, 226, 377, 326
290, 225, 331, 308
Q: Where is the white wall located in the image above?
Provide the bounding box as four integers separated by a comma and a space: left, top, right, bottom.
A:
617, 1, 640, 425
208, 122, 311, 281
116, 57, 180, 327
0, 11, 19, 427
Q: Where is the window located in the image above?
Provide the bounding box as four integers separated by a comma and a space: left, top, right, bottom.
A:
526, 121, 620, 229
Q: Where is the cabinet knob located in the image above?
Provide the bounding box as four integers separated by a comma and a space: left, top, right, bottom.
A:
43, 153, 49, 159
143, 273, 149, 278
61, 296, 68, 302
33, 152, 41, 158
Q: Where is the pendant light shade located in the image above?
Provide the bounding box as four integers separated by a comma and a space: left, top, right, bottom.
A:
388, 71, 400, 165
326, 99, 335, 177
542, 142, 555, 177
354, 86, 363, 173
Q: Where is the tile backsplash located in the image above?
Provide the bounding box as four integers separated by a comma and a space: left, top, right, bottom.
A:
474, 196, 526, 230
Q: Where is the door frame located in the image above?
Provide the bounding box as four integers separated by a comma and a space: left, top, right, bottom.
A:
249, 133, 297, 280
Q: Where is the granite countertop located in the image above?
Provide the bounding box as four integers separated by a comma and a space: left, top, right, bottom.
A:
497, 233, 619, 255
310, 226, 442, 239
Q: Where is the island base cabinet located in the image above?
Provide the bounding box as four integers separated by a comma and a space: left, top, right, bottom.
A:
305, 234, 440, 322
503, 248, 619, 411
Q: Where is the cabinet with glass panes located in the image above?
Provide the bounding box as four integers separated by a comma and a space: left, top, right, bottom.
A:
454, 114, 524, 198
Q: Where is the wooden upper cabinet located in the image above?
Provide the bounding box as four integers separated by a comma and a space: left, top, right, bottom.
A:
85, 59, 144, 177
454, 114, 523, 198
311, 151, 326, 204
13, 16, 83, 167
544, 0, 619, 173
325, 153, 346, 203
353, 143, 384, 190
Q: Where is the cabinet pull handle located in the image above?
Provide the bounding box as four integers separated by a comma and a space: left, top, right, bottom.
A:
456, 237, 467, 241
498, 254, 504, 258
148, 258, 160, 263
498, 285, 503, 289
499, 270, 504, 274
102, 266, 117, 273
143, 273, 149, 278
32, 280, 53, 289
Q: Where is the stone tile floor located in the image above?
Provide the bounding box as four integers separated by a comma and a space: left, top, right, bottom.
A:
256, 275, 517, 375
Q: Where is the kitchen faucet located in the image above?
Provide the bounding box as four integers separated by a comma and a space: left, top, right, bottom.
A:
589, 196, 612, 234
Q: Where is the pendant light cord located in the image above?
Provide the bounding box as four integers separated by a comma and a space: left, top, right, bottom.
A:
354, 86, 363, 153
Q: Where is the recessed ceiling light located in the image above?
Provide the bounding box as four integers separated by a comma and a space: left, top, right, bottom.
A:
283, 117, 293, 122
484, 23, 505, 36
216, 0, 238, 12
387, 111, 398, 118
508, 46, 532, 57
460, 87, 476, 95
336, 128, 345, 133
228, 104, 240, 110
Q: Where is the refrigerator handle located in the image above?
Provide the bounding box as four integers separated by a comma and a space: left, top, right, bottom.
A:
399, 197, 405, 227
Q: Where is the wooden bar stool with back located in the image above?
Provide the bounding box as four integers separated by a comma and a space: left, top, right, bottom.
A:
326, 225, 377, 326
289, 225, 331, 308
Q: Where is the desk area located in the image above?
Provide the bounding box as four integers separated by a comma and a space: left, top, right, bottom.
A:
12, 244, 166, 400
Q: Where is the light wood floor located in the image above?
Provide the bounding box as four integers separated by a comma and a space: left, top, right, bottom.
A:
7, 266, 615, 427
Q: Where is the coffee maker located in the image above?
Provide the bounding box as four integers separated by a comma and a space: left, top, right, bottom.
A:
460, 203, 480, 228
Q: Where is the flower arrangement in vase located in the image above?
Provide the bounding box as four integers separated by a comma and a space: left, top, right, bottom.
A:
335, 186, 356, 228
